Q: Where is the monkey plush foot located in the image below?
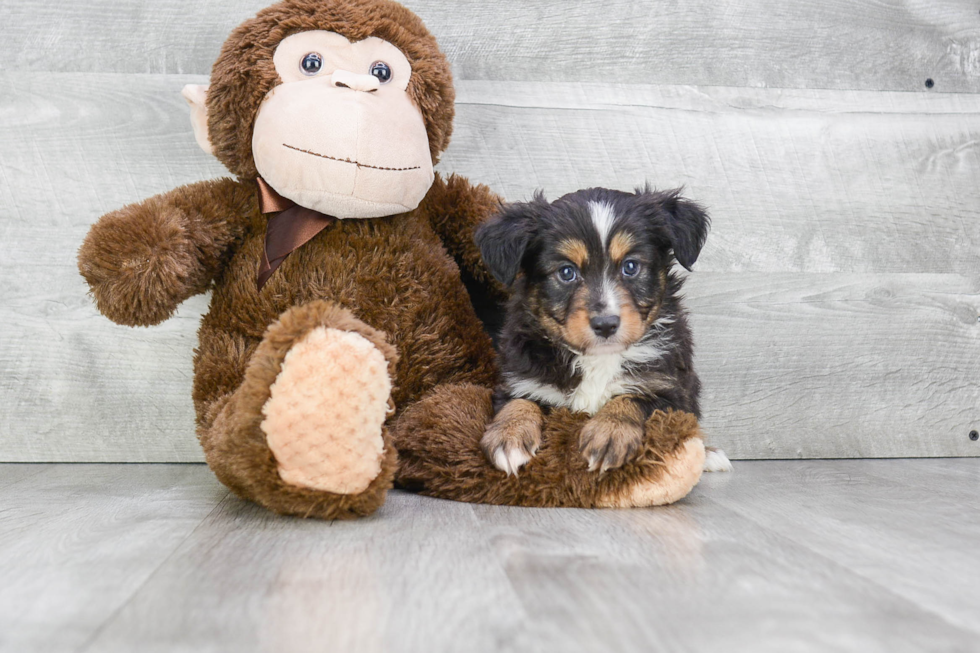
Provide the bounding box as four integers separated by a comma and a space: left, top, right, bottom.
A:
198, 301, 399, 519
262, 327, 392, 494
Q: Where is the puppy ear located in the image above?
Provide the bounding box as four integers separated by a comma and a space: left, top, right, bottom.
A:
637, 187, 710, 271
475, 193, 547, 286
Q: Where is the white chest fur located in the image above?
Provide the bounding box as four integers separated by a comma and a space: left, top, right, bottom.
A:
505, 339, 671, 416
568, 352, 632, 415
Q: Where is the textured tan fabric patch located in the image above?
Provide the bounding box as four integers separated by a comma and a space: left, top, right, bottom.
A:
262, 327, 391, 494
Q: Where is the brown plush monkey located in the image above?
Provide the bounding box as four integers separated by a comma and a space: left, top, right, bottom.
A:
77, 0, 706, 519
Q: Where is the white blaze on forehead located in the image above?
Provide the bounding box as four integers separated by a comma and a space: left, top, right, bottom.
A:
588, 201, 617, 247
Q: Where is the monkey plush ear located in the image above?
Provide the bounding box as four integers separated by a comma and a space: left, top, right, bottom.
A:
474, 194, 548, 287
636, 187, 710, 271
181, 84, 213, 156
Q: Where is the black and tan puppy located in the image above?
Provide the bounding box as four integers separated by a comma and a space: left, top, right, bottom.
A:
476, 186, 730, 476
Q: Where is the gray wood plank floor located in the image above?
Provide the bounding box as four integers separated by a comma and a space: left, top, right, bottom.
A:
1, 461, 978, 653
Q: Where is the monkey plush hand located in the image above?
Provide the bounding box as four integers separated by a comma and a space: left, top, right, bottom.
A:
78, 0, 706, 518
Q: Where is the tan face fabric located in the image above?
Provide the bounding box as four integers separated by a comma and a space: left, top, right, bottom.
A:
254, 31, 434, 218
183, 30, 434, 219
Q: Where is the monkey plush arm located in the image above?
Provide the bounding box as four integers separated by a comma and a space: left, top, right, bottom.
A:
78, 178, 254, 327
422, 173, 509, 305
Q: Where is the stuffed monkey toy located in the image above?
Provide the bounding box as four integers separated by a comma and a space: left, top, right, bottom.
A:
77, 0, 706, 519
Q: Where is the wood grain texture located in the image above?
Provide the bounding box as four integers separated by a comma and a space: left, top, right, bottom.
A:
702, 459, 980, 635
0, 464, 227, 653
0, 72, 221, 462
2, 0, 979, 93
446, 82, 980, 274
87, 490, 525, 653
1, 72, 977, 460
4, 75, 978, 273
2, 462, 979, 652
690, 272, 980, 458
476, 486, 980, 652
0, 464, 48, 490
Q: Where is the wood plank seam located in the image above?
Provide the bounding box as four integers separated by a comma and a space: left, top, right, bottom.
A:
74, 490, 233, 652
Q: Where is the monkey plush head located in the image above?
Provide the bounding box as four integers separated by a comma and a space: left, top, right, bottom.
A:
181, 0, 454, 218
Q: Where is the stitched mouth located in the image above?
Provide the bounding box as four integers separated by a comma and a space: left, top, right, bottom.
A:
283, 144, 421, 172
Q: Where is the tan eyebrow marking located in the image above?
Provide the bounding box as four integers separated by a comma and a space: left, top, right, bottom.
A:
609, 231, 636, 262
557, 239, 589, 267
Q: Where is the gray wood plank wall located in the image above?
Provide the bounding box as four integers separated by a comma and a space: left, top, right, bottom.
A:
1, 1, 978, 461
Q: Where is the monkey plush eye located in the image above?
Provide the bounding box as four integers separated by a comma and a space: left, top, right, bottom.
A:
557, 265, 578, 283
370, 61, 392, 84
301, 52, 323, 75
621, 260, 641, 277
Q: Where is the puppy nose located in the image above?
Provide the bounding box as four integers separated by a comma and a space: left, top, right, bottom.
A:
590, 315, 620, 338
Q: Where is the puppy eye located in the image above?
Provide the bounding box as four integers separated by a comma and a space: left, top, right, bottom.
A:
301, 52, 323, 75
557, 265, 578, 283
370, 61, 392, 84
621, 260, 641, 277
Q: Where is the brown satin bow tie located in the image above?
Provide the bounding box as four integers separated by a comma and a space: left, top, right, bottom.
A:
255, 177, 337, 291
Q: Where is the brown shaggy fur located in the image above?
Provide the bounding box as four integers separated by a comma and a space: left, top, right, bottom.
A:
201, 301, 399, 519
78, 0, 704, 518
77, 179, 254, 327
392, 383, 702, 507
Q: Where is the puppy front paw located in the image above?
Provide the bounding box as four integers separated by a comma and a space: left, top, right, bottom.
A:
481, 399, 543, 476
579, 414, 644, 473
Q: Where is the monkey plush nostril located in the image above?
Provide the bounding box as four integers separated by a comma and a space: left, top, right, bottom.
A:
590, 315, 620, 338
330, 69, 382, 93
